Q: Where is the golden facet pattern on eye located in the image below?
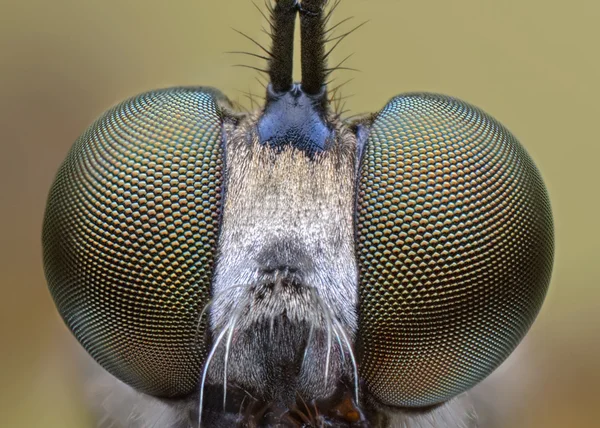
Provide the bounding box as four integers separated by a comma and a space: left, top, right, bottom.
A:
356, 93, 554, 407
42, 88, 224, 397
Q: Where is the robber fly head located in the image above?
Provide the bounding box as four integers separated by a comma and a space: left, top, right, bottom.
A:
42, 0, 554, 426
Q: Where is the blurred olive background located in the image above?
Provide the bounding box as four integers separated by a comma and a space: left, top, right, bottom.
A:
1, 0, 598, 427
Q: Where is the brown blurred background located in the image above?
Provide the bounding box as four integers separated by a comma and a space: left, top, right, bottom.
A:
1, 0, 598, 427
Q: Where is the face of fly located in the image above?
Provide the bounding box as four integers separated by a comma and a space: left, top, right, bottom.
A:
42, 0, 553, 427
199, 0, 553, 424
202, 0, 366, 424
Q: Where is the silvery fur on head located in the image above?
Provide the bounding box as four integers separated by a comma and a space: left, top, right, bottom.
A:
206, 113, 359, 407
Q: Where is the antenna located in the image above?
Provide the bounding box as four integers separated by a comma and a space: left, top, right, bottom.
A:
299, 0, 329, 95
267, 0, 298, 93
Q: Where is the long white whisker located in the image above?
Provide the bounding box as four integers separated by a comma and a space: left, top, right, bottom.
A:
307, 285, 359, 403
335, 319, 359, 403
325, 319, 332, 388
333, 324, 346, 365
198, 326, 229, 427
302, 322, 315, 368
223, 312, 240, 410
196, 300, 213, 337
308, 286, 333, 389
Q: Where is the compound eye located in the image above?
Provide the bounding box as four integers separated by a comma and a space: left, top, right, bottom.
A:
355, 93, 554, 408
42, 88, 227, 397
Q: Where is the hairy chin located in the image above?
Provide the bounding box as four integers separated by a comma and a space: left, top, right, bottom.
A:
75, 340, 533, 428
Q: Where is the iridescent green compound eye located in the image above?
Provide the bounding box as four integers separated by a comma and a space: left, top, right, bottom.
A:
42, 87, 227, 397
356, 93, 554, 408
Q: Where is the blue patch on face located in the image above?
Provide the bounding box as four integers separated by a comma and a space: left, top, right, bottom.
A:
257, 83, 333, 155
